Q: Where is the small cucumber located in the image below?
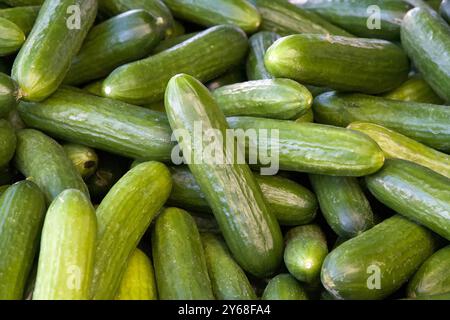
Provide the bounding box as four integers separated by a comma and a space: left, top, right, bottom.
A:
262, 274, 309, 300
0, 72, 18, 118
0, 17, 24, 56
383, 75, 443, 104
63, 143, 99, 180
0, 6, 40, 35
246, 31, 280, 80
0, 119, 16, 168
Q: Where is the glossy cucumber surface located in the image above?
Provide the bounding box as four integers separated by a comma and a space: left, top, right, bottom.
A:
0, 5, 40, 35
262, 274, 308, 300
383, 75, 443, 104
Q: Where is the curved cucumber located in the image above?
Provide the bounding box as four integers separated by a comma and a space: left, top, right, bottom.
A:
0, 6, 40, 35
246, 31, 280, 80
63, 143, 98, 180
0, 119, 16, 168
0, 72, 18, 119
0, 16, 25, 56
262, 274, 308, 300
383, 75, 443, 104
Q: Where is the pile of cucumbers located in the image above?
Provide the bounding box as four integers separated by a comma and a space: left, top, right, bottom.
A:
0, 0, 449, 301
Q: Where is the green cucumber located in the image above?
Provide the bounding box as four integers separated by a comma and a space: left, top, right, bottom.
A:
116, 249, 157, 300
441, 0, 450, 23
0, 72, 18, 118
0, 6, 40, 35
313, 92, 450, 152
12, 0, 97, 101
83, 79, 104, 97
407, 245, 450, 298
202, 233, 257, 300
212, 79, 312, 120
383, 75, 443, 104
63, 143, 99, 180
206, 66, 247, 91
152, 31, 198, 54
102, 25, 249, 105
284, 225, 328, 284
0, 181, 45, 300
262, 274, 308, 300
0, 17, 24, 56
310, 175, 375, 238
348, 122, 450, 179
228, 117, 385, 176
33, 189, 96, 300
265, 34, 409, 94
0, 119, 16, 168
169, 20, 185, 38
91, 161, 172, 300
14, 129, 89, 203
165, 74, 283, 278
401, 7, 450, 102
152, 207, 214, 300
64, 10, 162, 86
295, 109, 314, 123
366, 159, 450, 241
321, 215, 438, 300
246, 31, 280, 80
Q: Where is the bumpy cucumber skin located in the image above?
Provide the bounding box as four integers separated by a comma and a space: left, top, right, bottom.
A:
401, 8, 450, 102
0, 119, 16, 168
246, 31, 280, 80
116, 249, 157, 300
102, 25, 249, 105
442, 0, 450, 23
0, 16, 25, 56
262, 274, 308, 300
313, 92, 450, 152
366, 159, 450, 240
152, 208, 215, 300
266, 34, 409, 94
0, 6, 40, 35
63, 143, 98, 180
91, 161, 172, 300
0, 72, 18, 118
33, 189, 96, 300
321, 215, 438, 300
12, 0, 97, 101
165, 74, 283, 278
383, 75, 443, 104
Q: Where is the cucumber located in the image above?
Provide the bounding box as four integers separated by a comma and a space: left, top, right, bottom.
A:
169, 20, 185, 38
33, 189, 96, 300
91, 161, 172, 300
0, 181, 45, 300
0, 17, 24, 56
83, 79, 104, 97
163, 0, 261, 33
165, 74, 283, 278
262, 274, 309, 300
0, 6, 40, 35
0, 72, 18, 118
14, 129, 89, 203
284, 225, 328, 284
227, 117, 385, 176
152, 32, 198, 54
313, 92, 450, 152
407, 245, 450, 298
366, 159, 450, 241
206, 66, 247, 91
116, 249, 157, 300
63, 143, 99, 180
321, 215, 438, 300
310, 175, 375, 238
383, 75, 443, 104
441, 0, 450, 23
102, 25, 249, 105
348, 122, 450, 179
202, 233, 257, 300
246, 31, 280, 80
295, 109, 314, 123
401, 7, 450, 102
212, 79, 312, 120
64, 10, 163, 86
152, 207, 214, 300
17, 87, 175, 161
12, 0, 97, 101
0, 119, 16, 168
265, 34, 409, 94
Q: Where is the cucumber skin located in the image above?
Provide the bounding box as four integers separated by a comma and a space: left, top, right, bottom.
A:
152, 32, 198, 54
0, 6, 40, 35
33, 189, 96, 300
366, 159, 450, 241
310, 175, 375, 238
91, 161, 172, 300
0, 119, 16, 168
313, 92, 450, 152
63, 143, 98, 180
401, 8, 450, 102
246, 31, 280, 80
12, 0, 97, 101
165, 74, 283, 278
383, 75, 443, 104
321, 215, 438, 300
0, 16, 25, 56
262, 274, 308, 300
348, 122, 450, 179
0, 181, 46, 300
103, 25, 249, 105
0, 72, 18, 118
152, 208, 215, 300
265, 34, 409, 95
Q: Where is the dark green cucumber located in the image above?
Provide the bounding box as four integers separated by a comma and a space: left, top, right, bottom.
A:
0, 72, 18, 118
348, 122, 450, 179
164, 0, 261, 33
17, 87, 175, 161
383, 75, 443, 104
64, 10, 162, 86
321, 215, 438, 300
401, 7, 450, 102
407, 245, 450, 298
14, 129, 89, 203
228, 117, 385, 176
63, 143, 99, 180
313, 92, 450, 152
212, 79, 312, 120
102, 25, 249, 105
206, 66, 247, 91
0, 6, 39, 35
33, 189, 96, 300
152, 31, 198, 54
246, 31, 280, 80
165, 74, 283, 278
0, 16, 24, 56
12, 0, 97, 101
202, 233, 257, 300
441, 0, 450, 23
152, 207, 214, 300
91, 161, 172, 300
284, 225, 328, 284
265, 34, 409, 94
0, 181, 46, 300
310, 175, 375, 238
262, 274, 308, 300
366, 159, 450, 241
0, 119, 16, 168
